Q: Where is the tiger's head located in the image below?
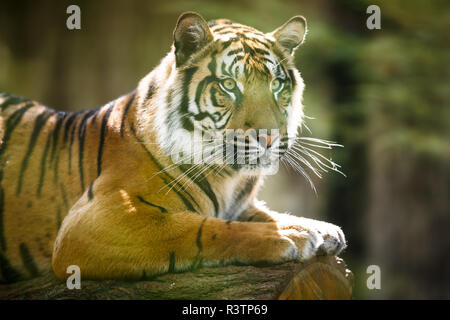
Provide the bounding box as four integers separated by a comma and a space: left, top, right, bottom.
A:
149, 12, 307, 175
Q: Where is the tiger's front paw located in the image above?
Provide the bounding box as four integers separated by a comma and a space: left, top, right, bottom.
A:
301, 218, 346, 256
279, 216, 347, 259
316, 221, 346, 256
279, 228, 322, 262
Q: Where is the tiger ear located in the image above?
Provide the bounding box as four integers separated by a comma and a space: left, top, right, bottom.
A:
173, 12, 214, 66
269, 16, 307, 55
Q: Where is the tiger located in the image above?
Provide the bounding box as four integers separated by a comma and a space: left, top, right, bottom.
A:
0, 12, 346, 282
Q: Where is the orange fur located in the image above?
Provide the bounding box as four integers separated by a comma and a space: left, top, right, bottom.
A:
0, 12, 346, 282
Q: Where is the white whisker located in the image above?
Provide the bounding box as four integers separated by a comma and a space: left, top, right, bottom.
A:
281, 114, 345, 191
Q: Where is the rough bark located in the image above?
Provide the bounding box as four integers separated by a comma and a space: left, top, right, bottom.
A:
0, 256, 353, 300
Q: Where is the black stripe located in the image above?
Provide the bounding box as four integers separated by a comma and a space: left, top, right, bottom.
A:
236, 177, 257, 204
191, 217, 207, 270
19, 243, 39, 277
242, 41, 257, 57
215, 110, 232, 130
212, 25, 234, 33
130, 126, 199, 212
120, 92, 136, 137
0, 252, 23, 283
97, 103, 114, 176
243, 55, 252, 79
178, 55, 218, 132
53, 149, 61, 184
37, 131, 52, 197
196, 218, 207, 252
227, 48, 244, 56
168, 252, 175, 273
261, 64, 271, 75
207, 52, 218, 75
221, 61, 232, 77
161, 177, 196, 212
288, 69, 297, 87
62, 112, 82, 177
193, 112, 212, 121
17, 110, 53, 195
68, 114, 79, 174
178, 164, 220, 216
145, 84, 156, 102
49, 112, 66, 185
261, 56, 275, 65
227, 178, 258, 218
60, 183, 69, 209
195, 75, 214, 108
265, 37, 275, 45
253, 47, 270, 55
77, 110, 97, 191
0, 95, 31, 111
180, 67, 198, 132
49, 112, 65, 166
62, 112, 79, 146
210, 87, 220, 107
56, 207, 62, 229
215, 26, 263, 36
87, 182, 94, 201
137, 195, 168, 213
0, 103, 34, 158
228, 55, 243, 75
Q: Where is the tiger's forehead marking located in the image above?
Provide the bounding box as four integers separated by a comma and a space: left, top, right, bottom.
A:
211, 22, 273, 49
209, 21, 282, 81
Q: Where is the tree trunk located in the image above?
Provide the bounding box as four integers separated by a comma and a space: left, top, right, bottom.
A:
0, 256, 352, 300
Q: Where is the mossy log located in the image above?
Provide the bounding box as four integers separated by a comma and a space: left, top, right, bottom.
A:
0, 256, 353, 300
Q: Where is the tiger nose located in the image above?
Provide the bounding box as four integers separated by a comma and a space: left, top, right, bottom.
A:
258, 132, 281, 148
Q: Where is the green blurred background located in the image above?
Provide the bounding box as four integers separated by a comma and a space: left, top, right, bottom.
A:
1, 0, 449, 299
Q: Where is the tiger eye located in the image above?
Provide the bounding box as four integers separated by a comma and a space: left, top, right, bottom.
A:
271, 78, 282, 92
222, 78, 236, 91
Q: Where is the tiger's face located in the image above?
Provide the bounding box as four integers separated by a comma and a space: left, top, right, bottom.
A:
158, 13, 307, 174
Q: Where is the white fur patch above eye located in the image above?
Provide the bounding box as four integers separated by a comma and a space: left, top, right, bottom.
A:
238, 82, 244, 93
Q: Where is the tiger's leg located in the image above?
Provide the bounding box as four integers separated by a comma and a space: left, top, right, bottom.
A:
52, 192, 322, 280
238, 204, 347, 256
